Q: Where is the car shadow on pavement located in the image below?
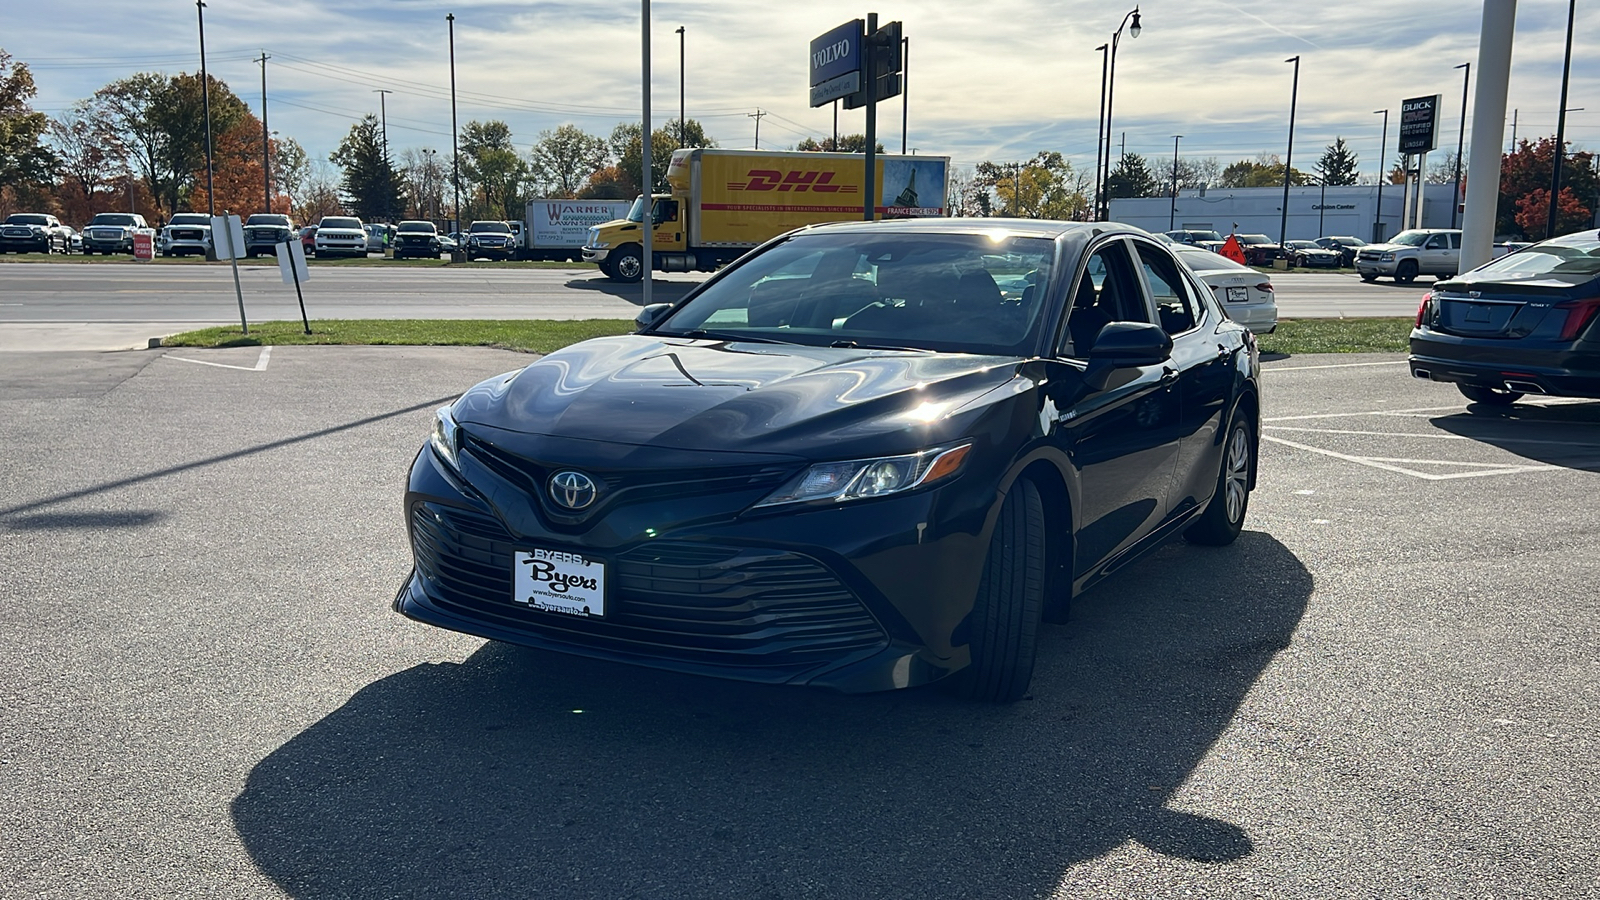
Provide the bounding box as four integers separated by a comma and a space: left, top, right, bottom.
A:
232, 531, 1310, 898
1430, 400, 1600, 472
562, 276, 700, 306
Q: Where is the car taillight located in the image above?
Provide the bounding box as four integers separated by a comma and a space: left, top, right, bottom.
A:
1255, 282, 1273, 293
1555, 297, 1600, 341
1415, 291, 1432, 327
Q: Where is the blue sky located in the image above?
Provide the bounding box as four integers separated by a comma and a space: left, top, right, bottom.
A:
10, 0, 1597, 179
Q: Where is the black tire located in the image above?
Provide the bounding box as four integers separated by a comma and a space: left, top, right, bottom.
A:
1360, 272, 1376, 282
1395, 260, 1418, 284
610, 244, 645, 283
1459, 384, 1522, 407
1186, 408, 1255, 546
958, 479, 1046, 703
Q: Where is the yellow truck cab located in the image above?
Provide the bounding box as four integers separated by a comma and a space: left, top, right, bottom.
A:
583, 148, 949, 282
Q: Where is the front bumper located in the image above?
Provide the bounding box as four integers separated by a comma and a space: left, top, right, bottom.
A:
83, 236, 132, 252
162, 239, 210, 255
397, 439, 991, 693
0, 236, 50, 251
1356, 257, 1400, 276
581, 245, 611, 263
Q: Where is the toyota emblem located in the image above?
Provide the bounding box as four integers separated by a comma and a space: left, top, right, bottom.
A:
548, 470, 598, 510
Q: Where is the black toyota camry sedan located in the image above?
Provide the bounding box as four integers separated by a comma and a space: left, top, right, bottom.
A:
397, 219, 1262, 701
1410, 229, 1600, 408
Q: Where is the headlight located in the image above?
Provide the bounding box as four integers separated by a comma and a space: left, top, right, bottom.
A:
430, 406, 461, 469
755, 443, 972, 508
1380, 252, 1394, 261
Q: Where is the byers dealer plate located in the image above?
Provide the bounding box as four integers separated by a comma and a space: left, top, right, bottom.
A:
513, 548, 606, 617
1226, 286, 1249, 303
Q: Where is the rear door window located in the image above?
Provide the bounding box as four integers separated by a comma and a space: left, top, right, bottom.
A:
1136, 243, 1200, 336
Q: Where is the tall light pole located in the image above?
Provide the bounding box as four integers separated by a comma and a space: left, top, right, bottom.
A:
1101, 7, 1141, 221
676, 26, 685, 146
447, 13, 460, 236
374, 89, 393, 223
258, 52, 271, 213
1094, 43, 1108, 221
1169, 134, 1182, 230
1280, 55, 1301, 246
1451, 62, 1470, 229
1548, 0, 1576, 239
901, 36, 909, 154
197, 0, 214, 217
1373, 109, 1389, 242
641, 0, 653, 305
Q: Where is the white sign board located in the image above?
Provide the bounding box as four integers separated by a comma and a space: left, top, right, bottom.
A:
527, 200, 632, 249
209, 214, 247, 260
276, 239, 310, 284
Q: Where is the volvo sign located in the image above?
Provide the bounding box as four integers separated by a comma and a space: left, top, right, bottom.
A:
809, 19, 863, 108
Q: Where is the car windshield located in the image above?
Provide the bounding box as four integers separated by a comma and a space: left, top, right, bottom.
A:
1390, 230, 1432, 247
1187, 231, 1222, 242
655, 231, 1055, 355
398, 221, 436, 233
470, 222, 510, 233
90, 214, 137, 226
1285, 241, 1317, 250
170, 214, 209, 226
322, 217, 361, 229
5, 214, 49, 225
246, 215, 289, 226
1326, 236, 1363, 245
1175, 247, 1250, 273
1238, 234, 1273, 245
1466, 234, 1600, 283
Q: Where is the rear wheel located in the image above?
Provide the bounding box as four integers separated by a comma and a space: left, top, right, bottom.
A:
1459, 384, 1522, 407
1396, 260, 1419, 283
958, 479, 1046, 703
1186, 409, 1255, 546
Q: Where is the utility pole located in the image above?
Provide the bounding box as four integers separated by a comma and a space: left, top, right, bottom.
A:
748, 109, 766, 149
1280, 55, 1301, 246
447, 13, 460, 237
1547, 0, 1576, 239
676, 26, 686, 146
197, 0, 214, 217
374, 89, 392, 223
1169, 134, 1182, 230
1451, 62, 1470, 229
258, 52, 271, 213
1373, 109, 1389, 242
1510, 108, 1518, 149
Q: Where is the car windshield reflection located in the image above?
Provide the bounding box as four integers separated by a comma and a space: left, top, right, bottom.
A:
656, 232, 1054, 356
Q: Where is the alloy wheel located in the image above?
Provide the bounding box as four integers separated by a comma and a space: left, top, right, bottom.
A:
1224, 424, 1251, 524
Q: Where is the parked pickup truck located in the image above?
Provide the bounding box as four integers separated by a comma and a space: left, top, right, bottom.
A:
159, 213, 213, 257
82, 212, 150, 254
0, 213, 71, 254
1356, 229, 1461, 283
242, 214, 295, 257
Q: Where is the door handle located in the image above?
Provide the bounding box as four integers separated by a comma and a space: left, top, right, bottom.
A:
1217, 343, 1230, 359
1160, 366, 1180, 387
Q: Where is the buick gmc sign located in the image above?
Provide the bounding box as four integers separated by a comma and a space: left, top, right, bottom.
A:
1398, 94, 1442, 155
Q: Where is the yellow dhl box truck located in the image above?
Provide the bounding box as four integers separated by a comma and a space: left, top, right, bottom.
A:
582, 148, 950, 282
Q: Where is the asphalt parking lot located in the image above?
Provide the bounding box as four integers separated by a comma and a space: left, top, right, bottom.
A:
2, 346, 1596, 898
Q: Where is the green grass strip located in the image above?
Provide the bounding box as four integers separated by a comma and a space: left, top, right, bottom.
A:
1257, 317, 1413, 354
160, 319, 636, 355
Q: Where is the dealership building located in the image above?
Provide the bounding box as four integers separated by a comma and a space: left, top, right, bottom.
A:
1109, 183, 1460, 243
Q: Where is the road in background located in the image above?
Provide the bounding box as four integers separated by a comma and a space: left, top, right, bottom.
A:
0, 262, 1429, 350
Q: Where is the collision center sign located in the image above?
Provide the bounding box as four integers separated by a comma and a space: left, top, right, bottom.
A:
809, 20, 863, 107
1398, 94, 1442, 155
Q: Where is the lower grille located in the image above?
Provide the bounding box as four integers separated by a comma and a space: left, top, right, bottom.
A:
410, 503, 886, 669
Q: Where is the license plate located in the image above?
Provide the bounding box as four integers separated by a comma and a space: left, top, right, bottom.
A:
513, 548, 606, 617
1226, 286, 1249, 303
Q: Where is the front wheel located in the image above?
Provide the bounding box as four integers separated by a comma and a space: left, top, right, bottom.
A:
958, 479, 1046, 703
1359, 272, 1376, 283
1186, 410, 1255, 546
1459, 384, 1522, 407
610, 245, 645, 283
1395, 260, 1419, 284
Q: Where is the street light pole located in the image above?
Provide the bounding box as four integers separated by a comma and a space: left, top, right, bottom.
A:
259, 52, 271, 213
676, 26, 685, 146
1373, 109, 1389, 242
197, 0, 214, 217
1094, 43, 1108, 222
1451, 62, 1470, 229
447, 13, 461, 237
1169, 134, 1181, 230
1280, 55, 1301, 246
901, 36, 909, 154
1548, 0, 1576, 239
641, 0, 653, 306
1101, 7, 1141, 221
374, 89, 393, 223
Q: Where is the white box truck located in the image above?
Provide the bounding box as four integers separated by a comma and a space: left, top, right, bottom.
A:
513, 200, 633, 261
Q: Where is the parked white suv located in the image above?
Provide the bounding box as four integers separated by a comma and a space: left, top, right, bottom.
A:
1355, 229, 1461, 283
314, 216, 368, 258
159, 212, 213, 257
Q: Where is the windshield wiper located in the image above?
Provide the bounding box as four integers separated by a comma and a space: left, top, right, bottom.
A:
664, 329, 783, 344
829, 339, 930, 352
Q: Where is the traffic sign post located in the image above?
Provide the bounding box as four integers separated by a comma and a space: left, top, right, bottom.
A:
210, 214, 250, 335
276, 239, 312, 335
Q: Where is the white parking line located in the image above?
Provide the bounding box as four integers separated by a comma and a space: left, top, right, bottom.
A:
1264, 360, 1410, 372
1264, 405, 1462, 422
160, 345, 272, 372
1264, 425, 1600, 448
1262, 434, 1560, 480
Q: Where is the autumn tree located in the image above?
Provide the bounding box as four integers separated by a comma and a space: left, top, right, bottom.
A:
1497, 137, 1597, 239
527, 124, 607, 198
1219, 154, 1310, 188
607, 119, 716, 197
273, 137, 309, 212
1315, 138, 1360, 185
796, 134, 884, 154
0, 50, 53, 204
459, 119, 526, 220
978, 152, 1087, 218
149, 72, 250, 214
398, 147, 447, 220
48, 101, 125, 222
189, 117, 288, 216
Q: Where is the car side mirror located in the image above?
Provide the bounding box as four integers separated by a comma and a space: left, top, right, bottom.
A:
1084, 321, 1173, 391
635, 303, 673, 330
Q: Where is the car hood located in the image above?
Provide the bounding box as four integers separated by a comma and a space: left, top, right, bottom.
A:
452, 334, 1023, 457
1362, 242, 1413, 253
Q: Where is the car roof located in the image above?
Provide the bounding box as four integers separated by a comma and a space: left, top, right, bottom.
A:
801, 217, 1147, 241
